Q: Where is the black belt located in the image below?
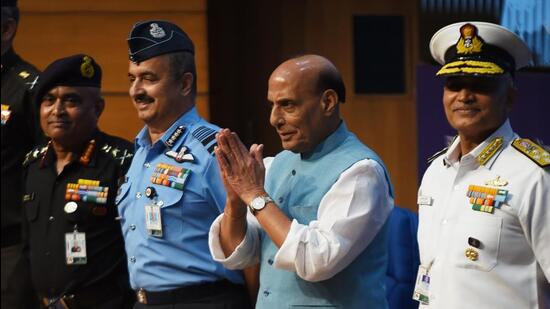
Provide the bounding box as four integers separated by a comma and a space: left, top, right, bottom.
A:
1, 224, 22, 248
136, 280, 240, 305
42, 278, 126, 309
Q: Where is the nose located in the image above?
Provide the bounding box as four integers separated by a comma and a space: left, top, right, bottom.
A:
457, 88, 475, 104
51, 99, 66, 116
129, 79, 144, 98
269, 106, 284, 128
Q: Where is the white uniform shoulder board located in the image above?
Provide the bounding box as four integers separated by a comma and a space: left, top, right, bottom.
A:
511, 138, 550, 168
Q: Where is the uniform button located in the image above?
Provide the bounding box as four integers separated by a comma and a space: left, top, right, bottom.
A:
453, 185, 460, 191
278, 197, 284, 203
45, 252, 51, 256
136, 192, 142, 199
263, 290, 270, 297
442, 219, 448, 225
291, 170, 296, 176
129, 256, 136, 263
268, 259, 273, 265
144, 162, 151, 168
48, 216, 55, 222
130, 224, 136, 230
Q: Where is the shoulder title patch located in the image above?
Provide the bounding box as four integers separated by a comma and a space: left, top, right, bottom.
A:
512, 138, 550, 168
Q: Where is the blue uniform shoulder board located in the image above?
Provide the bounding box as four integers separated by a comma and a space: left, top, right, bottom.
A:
192, 126, 218, 154
511, 138, 550, 168
23, 145, 48, 167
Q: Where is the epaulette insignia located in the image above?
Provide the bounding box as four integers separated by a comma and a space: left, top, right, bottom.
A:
192, 126, 218, 154
512, 138, 550, 168
18, 71, 30, 79
476, 137, 503, 166
100, 143, 134, 166
165, 126, 185, 148
23, 145, 48, 166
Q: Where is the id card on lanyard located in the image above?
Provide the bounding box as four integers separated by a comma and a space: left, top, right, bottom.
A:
145, 203, 163, 237
65, 226, 87, 265
413, 259, 434, 305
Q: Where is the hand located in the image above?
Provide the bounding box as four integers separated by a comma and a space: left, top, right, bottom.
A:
215, 129, 266, 205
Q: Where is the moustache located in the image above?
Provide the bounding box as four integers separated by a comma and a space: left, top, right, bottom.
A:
134, 94, 155, 104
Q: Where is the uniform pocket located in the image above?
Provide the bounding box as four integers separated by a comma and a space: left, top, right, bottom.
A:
452, 214, 502, 271
115, 182, 131, 206
24, 199, 39, 222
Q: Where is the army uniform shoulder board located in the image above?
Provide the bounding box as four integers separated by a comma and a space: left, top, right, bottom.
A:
23, 145, 49, 166
192, 126, 218, 155
511, 138, 550, 168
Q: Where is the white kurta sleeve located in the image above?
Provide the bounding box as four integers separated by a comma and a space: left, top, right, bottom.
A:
207, 157, 274, 269
273, 159, 394, 282
208, 212, 262, 269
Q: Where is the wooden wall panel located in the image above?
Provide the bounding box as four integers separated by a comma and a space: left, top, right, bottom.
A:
14, 0, 209, 142
283, 0, 419, 210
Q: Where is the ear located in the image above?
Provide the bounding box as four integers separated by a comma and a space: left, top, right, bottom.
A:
180, 72, 194, 96
1, 18, 17, 44
94, 97, 105, 118
320, 89, 339, 116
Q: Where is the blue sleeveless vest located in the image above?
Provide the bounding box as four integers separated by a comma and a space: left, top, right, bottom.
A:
257, 122, 392, 309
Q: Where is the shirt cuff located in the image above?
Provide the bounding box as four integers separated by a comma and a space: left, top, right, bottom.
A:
208, 213, 260, 269
273, 219, 307, 271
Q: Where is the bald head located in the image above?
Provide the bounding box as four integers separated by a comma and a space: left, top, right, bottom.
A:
267, 55, 344, 153
270, 55, 345, 103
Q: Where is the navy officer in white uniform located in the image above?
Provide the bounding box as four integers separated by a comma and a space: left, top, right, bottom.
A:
415, 21, 550, 308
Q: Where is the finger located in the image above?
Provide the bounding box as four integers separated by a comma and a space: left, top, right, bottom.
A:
226, 131, 250, 164
215, 146, 232, 176
252, 144, 264, 166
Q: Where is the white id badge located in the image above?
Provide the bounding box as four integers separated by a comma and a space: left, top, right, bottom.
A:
413, 265, 431, 305
65, 232, 87, 265
145, 204, 163, 237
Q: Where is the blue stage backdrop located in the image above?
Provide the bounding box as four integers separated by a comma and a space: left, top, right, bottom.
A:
416, 64, 550, 182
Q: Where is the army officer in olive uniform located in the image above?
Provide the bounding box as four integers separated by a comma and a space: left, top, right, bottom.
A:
23, 54, 134, 308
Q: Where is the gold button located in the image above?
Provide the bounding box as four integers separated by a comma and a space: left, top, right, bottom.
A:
465, 247, 479, 261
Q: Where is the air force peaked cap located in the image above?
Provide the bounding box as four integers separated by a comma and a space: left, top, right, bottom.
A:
430, 21, 531, 77
35, 54, 102, 105
127, 20, 195, 63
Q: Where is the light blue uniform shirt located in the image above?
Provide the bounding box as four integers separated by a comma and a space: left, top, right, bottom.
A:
116, 107, 243, 291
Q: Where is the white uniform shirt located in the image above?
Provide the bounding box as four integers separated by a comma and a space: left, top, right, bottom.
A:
417, 120, 550, 308
209, 158, 393, 282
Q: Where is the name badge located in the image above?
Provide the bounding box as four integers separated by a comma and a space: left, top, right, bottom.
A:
145, 204, 163, 237
65, 231, 87, 265
413, 265, 431, 305
417, 195, 433, 206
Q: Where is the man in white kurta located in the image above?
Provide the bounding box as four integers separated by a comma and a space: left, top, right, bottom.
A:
416, 21, 550, 308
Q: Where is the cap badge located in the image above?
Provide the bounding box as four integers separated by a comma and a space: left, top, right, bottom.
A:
456, 23, 483, 55
149, 23, 166, 39
80, 56, 95, 79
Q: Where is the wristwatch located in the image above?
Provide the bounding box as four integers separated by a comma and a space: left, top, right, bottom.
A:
248, 195, 274, 214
